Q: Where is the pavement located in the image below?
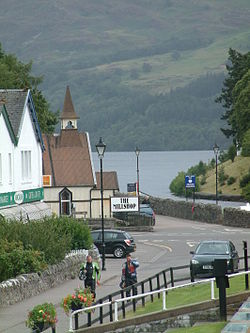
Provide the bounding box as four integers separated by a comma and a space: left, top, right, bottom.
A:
0, 263, 122, 333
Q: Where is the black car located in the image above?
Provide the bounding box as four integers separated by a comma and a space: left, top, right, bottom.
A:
139, 204, 156, 226
190, 240, 239, 280
113, 203, 155, 226
90, 229, 136, 258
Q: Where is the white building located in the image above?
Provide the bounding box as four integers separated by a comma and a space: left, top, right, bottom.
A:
0, 89, 51, 220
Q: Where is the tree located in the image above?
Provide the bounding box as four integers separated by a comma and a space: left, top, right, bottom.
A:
0, 43, 58, 133
241, 129, 250, 157
216, 48, 250, 141
230, 70, 250, 145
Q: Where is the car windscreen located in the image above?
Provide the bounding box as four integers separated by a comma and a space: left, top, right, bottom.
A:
124, 232, 133, 240
91, 232, 100, 241
196, 243, 229, 255
140, 207, 152, 215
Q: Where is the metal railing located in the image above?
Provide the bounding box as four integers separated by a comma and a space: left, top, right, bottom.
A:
69, 269, 250, 332
68, 241, 249, 330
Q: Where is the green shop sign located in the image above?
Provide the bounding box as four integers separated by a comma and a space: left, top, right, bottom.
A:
0, 188, 44, 208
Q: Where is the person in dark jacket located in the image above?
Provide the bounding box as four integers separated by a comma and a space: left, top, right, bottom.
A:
120, 253, 139, 297
79, 255, 101, 298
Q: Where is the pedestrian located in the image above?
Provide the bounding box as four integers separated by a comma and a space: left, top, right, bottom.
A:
120, 253, 139, 298
79, 255, 101, 299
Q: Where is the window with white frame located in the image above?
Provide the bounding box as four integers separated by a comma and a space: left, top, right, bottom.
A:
21, 150, 31, 181
0, 153, 2, 184
8, 153, 12, 184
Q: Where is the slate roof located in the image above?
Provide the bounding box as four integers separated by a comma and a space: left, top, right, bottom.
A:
95, 171, 119, 191
0, 89, 44, 150
42, 130, 95, 186
0, 89, 27, 137
59, 86, 79, 120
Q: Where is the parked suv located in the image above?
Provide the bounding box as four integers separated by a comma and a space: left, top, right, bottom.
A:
90, 229, 136, 258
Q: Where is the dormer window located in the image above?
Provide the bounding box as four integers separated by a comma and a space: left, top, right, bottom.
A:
65, 120, 74, 129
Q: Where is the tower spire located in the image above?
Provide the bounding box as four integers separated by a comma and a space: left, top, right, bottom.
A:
60, 86, 79, 130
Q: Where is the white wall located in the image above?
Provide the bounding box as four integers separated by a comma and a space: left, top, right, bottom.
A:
0, 112, 15, 193
15, 104, 43, 191
0, 101, 43, 195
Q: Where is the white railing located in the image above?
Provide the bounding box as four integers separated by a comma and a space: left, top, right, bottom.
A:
69, 270, 250, 332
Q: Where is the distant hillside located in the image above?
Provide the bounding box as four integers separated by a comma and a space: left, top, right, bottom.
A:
1, 0, 250, 150
200, 156, 250, 195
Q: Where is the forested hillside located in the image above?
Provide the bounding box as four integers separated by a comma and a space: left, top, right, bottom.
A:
1, 0, 250, 150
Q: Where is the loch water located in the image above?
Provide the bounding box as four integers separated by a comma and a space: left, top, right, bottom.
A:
92, 150, 245, 208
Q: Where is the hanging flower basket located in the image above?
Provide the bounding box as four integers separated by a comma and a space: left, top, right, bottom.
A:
26, 302, 57, 332
61, 287, 94, 315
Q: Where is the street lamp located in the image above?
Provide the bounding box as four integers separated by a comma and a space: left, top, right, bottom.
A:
213, 143, 220, 205
135, 147, 140, 197
96, 137, 106, 271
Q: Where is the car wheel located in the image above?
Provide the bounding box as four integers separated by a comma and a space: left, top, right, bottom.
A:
113, 246, 125, 258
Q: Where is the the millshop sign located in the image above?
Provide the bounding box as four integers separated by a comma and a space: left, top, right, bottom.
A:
0, 188, 44, 208
111, 196, 139, 212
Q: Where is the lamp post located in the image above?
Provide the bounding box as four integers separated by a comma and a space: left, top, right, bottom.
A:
135, 147, 140, 197
213, 143, 219, 205
96, 137, 106, 271
135, 147, 140, 213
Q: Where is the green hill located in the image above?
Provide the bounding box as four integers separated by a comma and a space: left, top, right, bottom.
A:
200, 156, 250, 195
1, 0, 250, 150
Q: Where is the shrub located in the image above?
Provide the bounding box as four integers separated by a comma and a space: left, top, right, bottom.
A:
228, 144, 237, 162
227, 176, 236, 185
0, 216, 92, 267
0, 239, 47, 282
209, 158, 215, 169
188, 161, 207, 177
218, 165, 228, 186
218, 150, 229, 163
200, 175, 206, 185
242, 129, 250, 156
53, 216, 92, 250
170, 171, 186, 196
242, 183, 250, 201
239, 171, 250, 188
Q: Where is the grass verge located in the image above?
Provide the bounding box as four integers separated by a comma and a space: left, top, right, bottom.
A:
125, 274, 247, 318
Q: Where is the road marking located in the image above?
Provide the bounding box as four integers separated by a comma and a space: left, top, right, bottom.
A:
138, 240, 149, 242
192, 226, 206, 231
187, 241, 198, 247
150, 250, 167, 263
141, 241, 172, 252
153, 240, 164, 243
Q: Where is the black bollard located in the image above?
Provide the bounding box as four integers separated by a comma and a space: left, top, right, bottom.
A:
243, 241, 249, 290
213, 259, 229, 322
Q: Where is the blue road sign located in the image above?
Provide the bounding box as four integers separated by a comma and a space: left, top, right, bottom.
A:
127, 183, 136, 192
185, 175, 196, 188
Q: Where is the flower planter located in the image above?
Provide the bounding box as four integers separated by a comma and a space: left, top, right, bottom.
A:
32, 321, 50, 332
26, 302, 57, 332
71, 302, 83, 312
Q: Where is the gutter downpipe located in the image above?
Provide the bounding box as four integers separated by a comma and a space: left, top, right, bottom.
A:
89, 185, 97, 219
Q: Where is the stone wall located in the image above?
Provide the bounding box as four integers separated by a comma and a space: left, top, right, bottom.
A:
224, 208, 250, 228
148, 196, 250, 228
0, 247, 100, 306
149, 197, 223, 224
